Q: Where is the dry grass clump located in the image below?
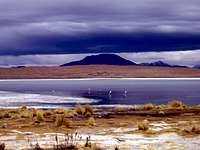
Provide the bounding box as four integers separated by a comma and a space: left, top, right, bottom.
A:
114, 107, 127, 112
137, 122, 149, 131
20, 110, 32, 119
2, 112, 11, 118
19, 105, 28, 112
66, 110, 76, 118
143, 103, 155, 110
191, 105, 200, 110
61, 108, 76, 118
167, 100, 187, 110
36, 111, 44, 122
182, 125, 200, 135
84, 105, 94, 117
88, 117, 96, 126
0, 120, 4, 126
0, 112, 4, 119
158, 110, 165, 115
75, 104, 85, 115
55, 115, 71, 127
75, 104, 94, 117
43, 111, 53, 118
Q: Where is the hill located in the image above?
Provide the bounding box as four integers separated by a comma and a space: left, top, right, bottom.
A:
61, 54, 187, 68
61, 54, 137, 66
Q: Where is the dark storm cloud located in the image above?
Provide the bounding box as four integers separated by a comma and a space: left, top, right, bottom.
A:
1, 0, 200, 55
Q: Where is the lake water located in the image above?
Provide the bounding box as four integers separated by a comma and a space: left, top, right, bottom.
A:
0, 79, 200, 108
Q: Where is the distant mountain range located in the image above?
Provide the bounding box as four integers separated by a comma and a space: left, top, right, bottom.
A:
194, 64, 200, 69
60, 54, 188, 68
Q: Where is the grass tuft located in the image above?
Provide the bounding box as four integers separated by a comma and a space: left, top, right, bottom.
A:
36, 111, 44, 122
75, 104, 85, 115
143, 103, 155, 110
137, 122, 149, 131
183, 125, 200, 134
167, 100, 187, 110
55, 115, 71, 127
88, 117, 96, 126
84, 105, 94, 116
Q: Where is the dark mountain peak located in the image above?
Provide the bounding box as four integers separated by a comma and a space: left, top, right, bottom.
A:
139, 61, 171, 67
151, 61, 171, 67
61, 54, 137, 66
194, 64, 200, 69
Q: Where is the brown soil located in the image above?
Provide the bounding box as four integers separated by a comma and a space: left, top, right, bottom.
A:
0, 65, 200, 79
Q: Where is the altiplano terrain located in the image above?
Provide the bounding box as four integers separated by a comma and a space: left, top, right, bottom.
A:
1, 65, 200, 79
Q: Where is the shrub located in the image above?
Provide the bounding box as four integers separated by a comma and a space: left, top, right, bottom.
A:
65, 110, 75, 118
0, 120, 4, 126
85, 111, 92, 117
3, 112, 11, 118
20, 110, 32, 119
84, 105, 94, 115
143, 103, 155, 110
36, 111, 44, 122
183, 125, 200, 134
168, 100, 187, 109
158, 111, 165, 115
55, 115, 70, 127
137, 122, 149, 131
20, 105, 27, 112
43, 111, 53, 118
30, 108, 37, 118
62, 108, 75, 118
75, 104, 84, 115
88, 117, 96, 126
0, 112, 3, 119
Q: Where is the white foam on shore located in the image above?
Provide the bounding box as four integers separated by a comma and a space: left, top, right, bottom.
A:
0, 91, 100, 108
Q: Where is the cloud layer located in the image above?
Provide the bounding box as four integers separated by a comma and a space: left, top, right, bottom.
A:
1, 0, 200, 55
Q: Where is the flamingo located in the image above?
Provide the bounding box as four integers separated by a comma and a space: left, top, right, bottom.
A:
109, 90, 112, 97
124, 89, 127, 96
88, 88, 91, 95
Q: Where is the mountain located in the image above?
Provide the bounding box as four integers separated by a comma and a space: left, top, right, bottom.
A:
61, 54, 137, 66
61, 54, 188, 68
139, 61, 171, 67
139, 61, 188, 68
11, 66, 26, 68
194, 64, 200, 69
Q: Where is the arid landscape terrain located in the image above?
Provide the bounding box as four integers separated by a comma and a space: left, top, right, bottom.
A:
1, 65, 200, 79
1, 101, 200, 149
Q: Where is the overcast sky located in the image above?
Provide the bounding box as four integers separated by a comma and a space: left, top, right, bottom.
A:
0, 0, 200, 65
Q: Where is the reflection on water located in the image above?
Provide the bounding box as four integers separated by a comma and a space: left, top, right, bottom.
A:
0, 79, 200, 108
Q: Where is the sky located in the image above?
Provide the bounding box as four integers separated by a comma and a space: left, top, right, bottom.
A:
0, 0, 200, 66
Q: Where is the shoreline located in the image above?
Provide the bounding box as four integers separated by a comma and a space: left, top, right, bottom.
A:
1, 77, 200, 81
1, 65, 200, 79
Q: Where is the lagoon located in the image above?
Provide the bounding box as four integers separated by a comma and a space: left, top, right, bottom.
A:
0, 78, 200, 108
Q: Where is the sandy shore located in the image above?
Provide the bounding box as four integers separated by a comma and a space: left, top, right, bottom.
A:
0, 101, 200, 149
1, 65, 200, 79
